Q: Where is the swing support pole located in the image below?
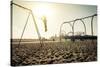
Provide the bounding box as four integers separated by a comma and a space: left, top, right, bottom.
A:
11, 1, 42, 48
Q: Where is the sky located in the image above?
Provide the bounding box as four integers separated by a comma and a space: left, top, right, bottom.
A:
12, 0, 97, 39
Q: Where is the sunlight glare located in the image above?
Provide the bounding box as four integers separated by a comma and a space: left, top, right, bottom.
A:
32, 4, 53, 19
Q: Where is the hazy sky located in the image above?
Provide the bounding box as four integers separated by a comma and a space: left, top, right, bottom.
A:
12, 0, 97, 39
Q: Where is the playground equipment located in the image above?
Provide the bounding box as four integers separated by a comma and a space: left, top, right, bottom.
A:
60, 14, 97, 42
11, 1, 47, 48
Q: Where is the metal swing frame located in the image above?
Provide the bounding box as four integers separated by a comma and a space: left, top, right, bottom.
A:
11, 1, 43, 48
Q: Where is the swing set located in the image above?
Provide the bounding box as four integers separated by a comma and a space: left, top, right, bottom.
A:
11, 1, 47, 48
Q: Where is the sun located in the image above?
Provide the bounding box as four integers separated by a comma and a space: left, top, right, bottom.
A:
32, 3, 53, 19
